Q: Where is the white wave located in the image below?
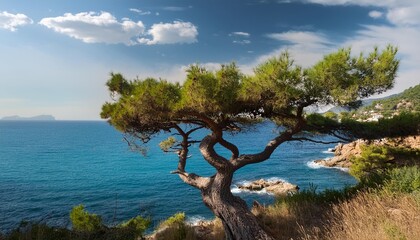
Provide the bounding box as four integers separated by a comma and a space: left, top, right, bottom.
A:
231, 177, 290, 195
231, 186, 273, 195
322, 147, 336, 154
307, 161, 323, 169
307, 160, 349, 172
265, 177, 287, 183
186, 215, 208, 226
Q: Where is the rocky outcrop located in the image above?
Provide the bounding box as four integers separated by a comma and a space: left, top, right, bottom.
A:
314, 136, 420, 169
237, 179, 299, 195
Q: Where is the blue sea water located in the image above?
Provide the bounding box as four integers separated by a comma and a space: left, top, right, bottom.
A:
0, 121, 356, 232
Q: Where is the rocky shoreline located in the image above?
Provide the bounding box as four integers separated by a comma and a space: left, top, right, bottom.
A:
314, 136, 420, 169
237, 179, 299, 195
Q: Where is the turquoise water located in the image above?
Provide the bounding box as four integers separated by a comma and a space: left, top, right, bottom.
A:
0, 121, 356, 232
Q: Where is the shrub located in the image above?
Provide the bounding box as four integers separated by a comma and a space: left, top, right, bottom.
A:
118, 215, 151, 237
382, 166, 420, 194
70, 205, 102, 232
159, 212, 185, 227
350, 145, 419, 181
155, 212, 191, 240
350, 145, 393, 180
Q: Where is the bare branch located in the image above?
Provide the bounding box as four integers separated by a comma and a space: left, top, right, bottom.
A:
171, 170, 211, 190
290, 137, 344, 144
219, 138, 239, 160
231, 118, 304, 170
329, 130, 354, 142
200, 134, 229, 170
186, 126, 204, 135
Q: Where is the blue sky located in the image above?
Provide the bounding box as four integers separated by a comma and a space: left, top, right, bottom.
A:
1, 0, 419, 120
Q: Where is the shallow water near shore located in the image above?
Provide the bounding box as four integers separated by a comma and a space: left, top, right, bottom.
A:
0, 121, 356, 231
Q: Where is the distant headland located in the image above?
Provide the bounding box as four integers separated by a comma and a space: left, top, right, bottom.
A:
0, 115, 56, 121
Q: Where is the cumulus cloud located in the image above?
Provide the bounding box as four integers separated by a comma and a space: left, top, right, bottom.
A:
138, 21, 198, 45
0, 11, 33, 31
39, 12, 145, 45
39, 12, 199, 45
369, 10, 383, 19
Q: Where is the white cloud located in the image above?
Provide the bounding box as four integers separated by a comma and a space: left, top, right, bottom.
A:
40, 12, 198, 46
387, 6, 420, 26
303, 0, 420, 27
129, 8, 152, 15
267, 31, 331, 46
0, 11, 33, 31
163, 6, 187, 11
230, 31, 251, 44
39, 11, 145, 45
233, 39, 251, 44
138, 21, 198, 45
369, 10, 383, 19
230, 31, 250, 37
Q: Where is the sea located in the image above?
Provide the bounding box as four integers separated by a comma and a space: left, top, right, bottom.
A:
0, 121, 356, 232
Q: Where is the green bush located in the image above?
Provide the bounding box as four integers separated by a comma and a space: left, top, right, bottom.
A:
118, 215, 151, 237
350, 145, 419, 181
70, 205, 102, 232
350, 145, 393, 180
160, 212, 185, 227
382, 166, 420, 194
155, 212, 189, 240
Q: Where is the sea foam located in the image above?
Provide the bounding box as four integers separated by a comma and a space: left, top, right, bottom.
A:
307, 160, 349, 172
231, 177, 289, 195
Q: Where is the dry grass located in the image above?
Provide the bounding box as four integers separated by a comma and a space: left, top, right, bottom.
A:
304, 192, 420, 240
251, 190, 420, 240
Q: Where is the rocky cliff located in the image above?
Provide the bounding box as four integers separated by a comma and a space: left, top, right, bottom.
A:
314, 136, 420, 169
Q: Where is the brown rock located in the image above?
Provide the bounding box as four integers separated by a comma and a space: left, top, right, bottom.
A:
315, 135, 419, 169
237, 179, 299, 195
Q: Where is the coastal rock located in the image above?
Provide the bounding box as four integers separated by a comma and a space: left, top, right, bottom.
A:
315, 136, 420, 169
237, 179, 299, 195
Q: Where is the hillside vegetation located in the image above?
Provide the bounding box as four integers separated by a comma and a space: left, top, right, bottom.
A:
352, 84, 419, 121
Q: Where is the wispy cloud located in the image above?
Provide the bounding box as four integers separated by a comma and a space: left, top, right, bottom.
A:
230, 31, 250, 37
233, 39, 251, 44
0, 11, 33, 32
230, 31, 251, 44
267, 31, 331, 48
369, 10, 383, 19
129, 8, 152, 15
303, 0, 420, 26
163, 6, 193, 11
39, 12, 199, 45
138, 21, 198, 45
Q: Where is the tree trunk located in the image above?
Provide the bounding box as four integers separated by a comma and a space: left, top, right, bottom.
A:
201, 170, 274, 240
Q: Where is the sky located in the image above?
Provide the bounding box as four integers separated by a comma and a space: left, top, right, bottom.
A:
0, 0, 419, 120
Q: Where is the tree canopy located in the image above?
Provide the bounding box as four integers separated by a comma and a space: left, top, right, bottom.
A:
101, 45, 400, 240
102, 46, 399, 141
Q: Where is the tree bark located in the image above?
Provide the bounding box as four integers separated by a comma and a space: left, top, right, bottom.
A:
201, 170, 274, 240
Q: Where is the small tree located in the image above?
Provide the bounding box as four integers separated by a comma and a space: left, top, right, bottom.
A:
70, 205, 102, 232
101, 46, 399, 239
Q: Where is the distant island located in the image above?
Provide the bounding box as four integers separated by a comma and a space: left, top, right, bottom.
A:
0, 115, 56, 121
